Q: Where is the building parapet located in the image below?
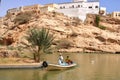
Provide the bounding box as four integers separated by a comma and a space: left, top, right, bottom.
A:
59, 0, 99, 5
7, 8, 20, 15
21, 4, 41, 12
7, 4, 58, 15
45, 3, 58, 9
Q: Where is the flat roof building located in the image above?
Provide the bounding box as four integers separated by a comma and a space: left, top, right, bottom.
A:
56, 0, 99, 21
112, 11, 120, 19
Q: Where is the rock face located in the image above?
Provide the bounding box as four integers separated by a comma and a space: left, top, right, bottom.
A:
84, 14, 97, 25
0, 12, 120, 56
100, 16, 120, 24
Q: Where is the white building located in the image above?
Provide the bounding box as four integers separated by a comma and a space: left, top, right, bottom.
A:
56, 0, 99, 21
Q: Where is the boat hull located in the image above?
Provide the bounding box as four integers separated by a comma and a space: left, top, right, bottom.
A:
47, 63, 77, 71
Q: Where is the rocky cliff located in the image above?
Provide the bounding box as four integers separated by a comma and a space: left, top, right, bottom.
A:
0, 12, 120, 57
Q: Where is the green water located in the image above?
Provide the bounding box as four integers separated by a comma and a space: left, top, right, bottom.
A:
0, 53, 120, 80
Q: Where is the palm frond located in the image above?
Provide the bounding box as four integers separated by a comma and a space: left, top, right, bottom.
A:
26, 28, 54, 53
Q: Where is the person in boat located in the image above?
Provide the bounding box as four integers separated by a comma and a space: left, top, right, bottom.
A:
65, 56, 73, 65
58, 53, 64, 65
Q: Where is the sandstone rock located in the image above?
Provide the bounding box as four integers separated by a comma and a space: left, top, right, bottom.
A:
0, 12, 120, 54
0, 50, 19, 58
95, 36, 106, 42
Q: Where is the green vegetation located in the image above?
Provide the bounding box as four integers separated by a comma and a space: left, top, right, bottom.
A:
95, 15, 100, 27
26, 28, 54, 62
7, 46, 15, 50
95, 15, 106, 30
98, 25, 106, 30
14, 12, 33, 25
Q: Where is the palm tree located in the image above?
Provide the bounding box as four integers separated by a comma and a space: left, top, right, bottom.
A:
26, 28, 54, 62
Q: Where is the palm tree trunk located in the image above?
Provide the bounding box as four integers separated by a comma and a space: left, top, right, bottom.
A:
35, 46, 41, 62
33, 53, 36, 62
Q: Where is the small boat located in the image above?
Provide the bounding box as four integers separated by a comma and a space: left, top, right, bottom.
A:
47, 63, 77, 71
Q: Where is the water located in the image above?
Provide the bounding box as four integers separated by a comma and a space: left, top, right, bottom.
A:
0, 53, 120, 80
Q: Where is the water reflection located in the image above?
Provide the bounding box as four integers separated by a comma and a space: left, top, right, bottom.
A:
42, 68, 77, 80
0, 53, 120, 80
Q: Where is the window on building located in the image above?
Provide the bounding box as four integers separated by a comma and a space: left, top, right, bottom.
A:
89, 6, 92, 9
60, 6, 62, 9
81, 5, 83, 7
116, 14, 117, 17
63, 6, 65, 9
72, 5, 74, 8
78, 5, 80, 8
119, 13, 120, 17
95, 6, 98, 8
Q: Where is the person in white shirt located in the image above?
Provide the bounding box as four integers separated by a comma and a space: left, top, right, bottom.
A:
58, 54, 64, 65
